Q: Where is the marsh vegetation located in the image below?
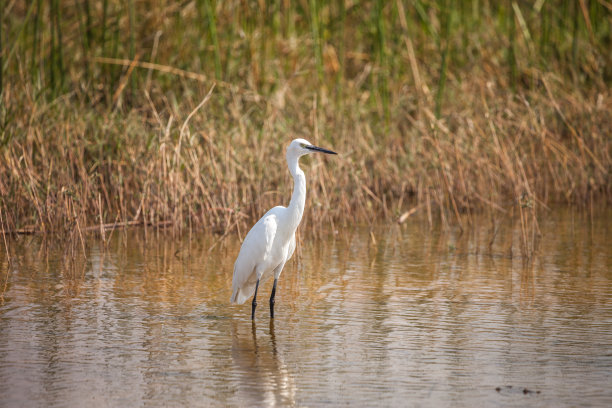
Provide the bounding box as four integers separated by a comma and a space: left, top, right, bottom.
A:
1, 1, 610, 244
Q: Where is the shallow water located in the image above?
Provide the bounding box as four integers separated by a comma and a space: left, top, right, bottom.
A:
1, 209, 611, 407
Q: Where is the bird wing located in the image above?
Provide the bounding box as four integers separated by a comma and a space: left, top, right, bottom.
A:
261, 212, 278, 261
230, 208, 280, 304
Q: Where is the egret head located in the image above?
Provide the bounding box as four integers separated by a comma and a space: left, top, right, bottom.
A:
287, 138, 337, 159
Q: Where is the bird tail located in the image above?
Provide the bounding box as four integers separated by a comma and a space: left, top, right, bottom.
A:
230, 286, 254, 305
230, 289, 240, 304
230, 273, 260, 304
230, 260, 260, 304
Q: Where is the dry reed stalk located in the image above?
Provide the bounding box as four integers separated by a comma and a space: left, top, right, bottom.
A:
0, 207, 11, 266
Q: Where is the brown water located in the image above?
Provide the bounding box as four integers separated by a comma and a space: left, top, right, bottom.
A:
1, 209, 611, 407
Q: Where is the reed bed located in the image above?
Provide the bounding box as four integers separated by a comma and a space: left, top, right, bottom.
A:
0, 0, 610, 245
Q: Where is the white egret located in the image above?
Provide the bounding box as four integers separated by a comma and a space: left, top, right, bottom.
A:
230, 138, 337, 319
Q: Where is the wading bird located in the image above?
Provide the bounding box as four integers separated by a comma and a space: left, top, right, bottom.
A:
230, 139, 337, 319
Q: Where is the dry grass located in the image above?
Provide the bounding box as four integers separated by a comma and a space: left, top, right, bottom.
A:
0, 1, 610, 251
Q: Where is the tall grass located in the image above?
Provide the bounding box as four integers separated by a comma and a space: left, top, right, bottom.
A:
0, 1, 610, 246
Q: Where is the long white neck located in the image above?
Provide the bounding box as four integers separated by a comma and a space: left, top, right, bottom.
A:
286, 152, 306, 232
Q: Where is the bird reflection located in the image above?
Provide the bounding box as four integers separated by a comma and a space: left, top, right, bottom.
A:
231, 319, 295, 406
269, 319, 278, 356
250, 319, 278, 356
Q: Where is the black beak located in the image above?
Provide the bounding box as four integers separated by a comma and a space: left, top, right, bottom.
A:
305, 145, 337, 155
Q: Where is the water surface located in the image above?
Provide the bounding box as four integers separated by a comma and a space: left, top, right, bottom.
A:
1, 209, 611, 407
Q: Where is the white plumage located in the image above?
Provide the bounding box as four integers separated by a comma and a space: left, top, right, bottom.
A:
230, 138, 337, 319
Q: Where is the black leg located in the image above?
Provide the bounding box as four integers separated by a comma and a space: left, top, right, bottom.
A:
269, 278, 278, 319
251, 279, 260, 320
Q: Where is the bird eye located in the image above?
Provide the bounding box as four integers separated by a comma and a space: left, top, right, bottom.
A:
300, 143, 306, 148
